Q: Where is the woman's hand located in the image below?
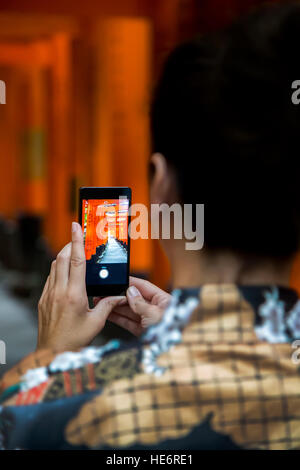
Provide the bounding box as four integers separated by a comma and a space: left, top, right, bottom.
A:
37, 222, 126, 352
105, 277, 172, 336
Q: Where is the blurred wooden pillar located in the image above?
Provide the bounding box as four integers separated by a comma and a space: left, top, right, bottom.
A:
71, 37, 93, 217
0, 40, 52, 221
19, 65, 47, 216
46, 33, 72, 252
0, 67, 19, 218
92, 18, 153, 275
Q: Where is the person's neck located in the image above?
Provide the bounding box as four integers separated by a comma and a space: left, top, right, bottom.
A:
168, 243, 293, 289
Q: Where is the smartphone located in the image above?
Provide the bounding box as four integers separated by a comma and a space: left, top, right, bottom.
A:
79, 187, 131, 296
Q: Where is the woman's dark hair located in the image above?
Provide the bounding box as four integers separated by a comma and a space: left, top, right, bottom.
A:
151, 2, 300, 257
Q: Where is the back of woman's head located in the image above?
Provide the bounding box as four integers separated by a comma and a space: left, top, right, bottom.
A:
151, 2, 300, 257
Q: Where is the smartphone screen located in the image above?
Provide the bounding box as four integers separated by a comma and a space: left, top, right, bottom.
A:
79, 187, 131, 296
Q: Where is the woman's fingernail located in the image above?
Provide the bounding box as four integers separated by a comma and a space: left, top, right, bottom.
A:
72, 222, 78, 233
127, 286, 140, 297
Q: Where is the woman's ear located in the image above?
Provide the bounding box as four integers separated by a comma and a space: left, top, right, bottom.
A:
150, 153, 177, 205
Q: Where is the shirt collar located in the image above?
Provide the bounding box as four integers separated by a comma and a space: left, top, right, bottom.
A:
174, 284, 300, 343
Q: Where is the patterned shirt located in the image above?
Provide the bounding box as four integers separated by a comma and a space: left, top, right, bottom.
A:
0, 284, 300, 450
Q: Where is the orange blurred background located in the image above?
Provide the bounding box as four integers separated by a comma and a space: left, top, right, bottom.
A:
0, 0, 299, 293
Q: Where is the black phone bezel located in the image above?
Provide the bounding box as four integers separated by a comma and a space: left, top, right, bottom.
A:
79, 186, 131, 297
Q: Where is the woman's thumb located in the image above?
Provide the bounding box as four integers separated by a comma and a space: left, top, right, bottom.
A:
92, 296, 126, 323
126, 286, 150, 315
127, 286, 163, 327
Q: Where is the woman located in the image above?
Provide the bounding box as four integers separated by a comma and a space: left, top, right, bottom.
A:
1, 3, 300, 450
